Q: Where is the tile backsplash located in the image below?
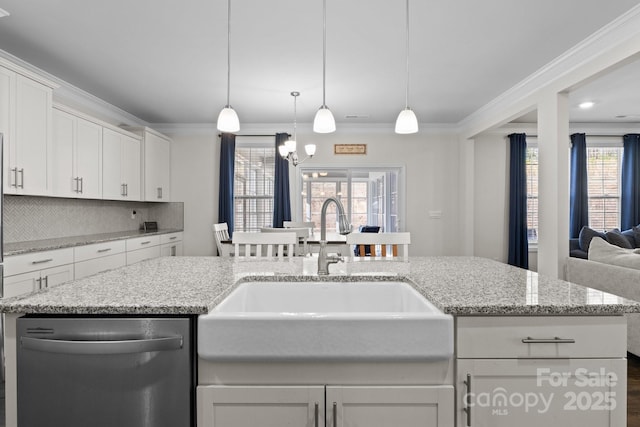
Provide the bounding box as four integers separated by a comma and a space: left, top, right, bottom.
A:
3, 195, 184, 243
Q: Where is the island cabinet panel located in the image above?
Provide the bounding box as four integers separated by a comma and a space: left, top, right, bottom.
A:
197, 385, 454, 427
456, 316, 627, 427
197, 385, 325, 427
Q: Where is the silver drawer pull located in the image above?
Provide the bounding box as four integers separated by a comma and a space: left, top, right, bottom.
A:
169, 236, 177, 240
333, 402, 337, 427
97, 248, 112, 253
31, 258, 53, 265
522, 337, 576, 344
314, 403, 319, 427
140, 241, 152, 245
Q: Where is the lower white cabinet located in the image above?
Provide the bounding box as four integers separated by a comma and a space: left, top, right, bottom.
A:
160, 241, 183, 257
456, 316, 627, 427
197, 385, 454, 427
3, 264, 73, 298
3, 248, 75, 298
75, 253, 127, 279
126, 245, 162, 265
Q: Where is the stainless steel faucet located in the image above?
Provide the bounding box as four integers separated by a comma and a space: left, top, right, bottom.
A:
318, 197, 351, 275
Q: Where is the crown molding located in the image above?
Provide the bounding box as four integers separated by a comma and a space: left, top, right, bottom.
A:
458, 4, 640, 139
0, 49, 147, 128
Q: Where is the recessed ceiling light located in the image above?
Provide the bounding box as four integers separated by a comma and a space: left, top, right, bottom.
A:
578, 101, 595, 109
0, 8, 10, 17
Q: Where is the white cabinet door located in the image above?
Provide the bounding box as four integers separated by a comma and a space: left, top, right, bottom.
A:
327, 386, 454, 427
14, 74, 52, 195
75, 117, 102, 199
456, 359, 626, 427
0, 66, 16, 194
121, 134, 141, 200
3, 271, 39, 299
52, 108, 76, 196
160, 242, 183, 257
143, 131, 171, 201
40, 264, 74, 289
102, 128, 123, 199
197, 385, 325, 427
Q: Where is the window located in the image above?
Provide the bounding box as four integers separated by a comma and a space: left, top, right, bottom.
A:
524, 142, 623, 244
586, 146, 623, 231
525, 147, 539, 242
298, 167, 402, 234
234, 140, 275, 232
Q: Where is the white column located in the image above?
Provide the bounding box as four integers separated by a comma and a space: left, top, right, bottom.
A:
537, 92, 570, 279
460, 137, 475, 256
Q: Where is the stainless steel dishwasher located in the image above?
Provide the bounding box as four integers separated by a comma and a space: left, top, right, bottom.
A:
17, 316, 193, 427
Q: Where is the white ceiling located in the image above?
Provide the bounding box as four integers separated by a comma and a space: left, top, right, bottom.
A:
0, 0, 638, 125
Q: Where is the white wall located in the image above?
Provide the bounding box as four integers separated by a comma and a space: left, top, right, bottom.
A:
165, 128, 218, 256
166, 125, 461, 256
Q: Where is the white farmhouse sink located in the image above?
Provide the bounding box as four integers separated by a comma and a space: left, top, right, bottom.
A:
198, 281, 453, 361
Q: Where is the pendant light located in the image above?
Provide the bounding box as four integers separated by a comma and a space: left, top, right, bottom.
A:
395, 0, 418, 134
217, 0, 240, 132
313, 0, 336, 133
279, 92, 316, 166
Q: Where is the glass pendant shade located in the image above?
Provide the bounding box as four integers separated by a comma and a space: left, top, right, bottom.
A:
285, 139, 297, 153
305, 144, 317, 156
278, 144, 288, 157
313, 106, 336, 133
395, 108, 418, 134
217, 106, 240, 132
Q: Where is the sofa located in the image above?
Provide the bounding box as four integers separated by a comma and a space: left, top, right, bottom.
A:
566, 237, 640, 356
570, 226, 638, 259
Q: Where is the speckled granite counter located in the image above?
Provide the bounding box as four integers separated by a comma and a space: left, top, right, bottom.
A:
3, 229, 183, 256
1, 256, 639, 316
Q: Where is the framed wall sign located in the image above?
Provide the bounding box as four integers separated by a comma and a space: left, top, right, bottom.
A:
334, 144, 367, 155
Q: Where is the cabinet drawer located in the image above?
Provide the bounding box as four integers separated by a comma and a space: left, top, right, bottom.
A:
126, 235, 160, 251
126, 246, 161, 265
4, 248, 74, 277
456, 316, 626, 359
160, 232, 183, 245
75, 253, 127, 279
74, 240, 126, 262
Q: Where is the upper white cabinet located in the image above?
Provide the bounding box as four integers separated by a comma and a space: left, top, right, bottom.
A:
0, 63, 56, 196
52, 107, 103, 199
102, 127, 141, 200
127, 127, 171, 202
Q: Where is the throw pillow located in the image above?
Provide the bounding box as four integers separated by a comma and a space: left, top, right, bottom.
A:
606, 229, 634, 249
578, 226, 605, 253
589, 237, 640, 270
634, 226, 640, 248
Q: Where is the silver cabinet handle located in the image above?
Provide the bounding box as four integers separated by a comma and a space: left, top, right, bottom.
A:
169, 236, 177, 240
42, 276, 48, 288
10, 167, 17, 187
121, 183, 125, 196
20, 335, 183, 355
522, 337, 576, 344
464, 373, 471, 426
18, 168, 24, 188
97, 248, 112, 253
333, 402, 337, 427
31, 258, 53, 265
314, 403, 319, 427
36, 277, 42, 290
79, 177, 83, 193
125, 183, 128, 196
140, 241, 152, 245
170, 245, 177, 256
157, 187, 162, 199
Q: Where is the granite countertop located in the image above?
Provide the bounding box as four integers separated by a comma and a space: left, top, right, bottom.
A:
3, 229, 184, 256
1, 256, 639, 316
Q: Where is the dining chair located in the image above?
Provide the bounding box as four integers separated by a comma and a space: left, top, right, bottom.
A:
346, 232, 411, 261
232, 231, 297, 258
260, 227, 310, 256
212, 223, 232, 257
283, 221, 315, 237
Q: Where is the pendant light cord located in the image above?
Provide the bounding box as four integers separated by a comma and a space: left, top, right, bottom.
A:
293, 92, 298, 140
322, 0, 327, 108
404, 0, 410, 109
226, 0, 231, 107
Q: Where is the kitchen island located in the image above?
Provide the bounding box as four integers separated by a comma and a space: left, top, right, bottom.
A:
2, 256, 639, 427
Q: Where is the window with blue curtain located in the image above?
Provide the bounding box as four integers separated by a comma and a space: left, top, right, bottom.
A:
621, 133, 640, 230
508, 133, 528, 269
569, 133, 589, 238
